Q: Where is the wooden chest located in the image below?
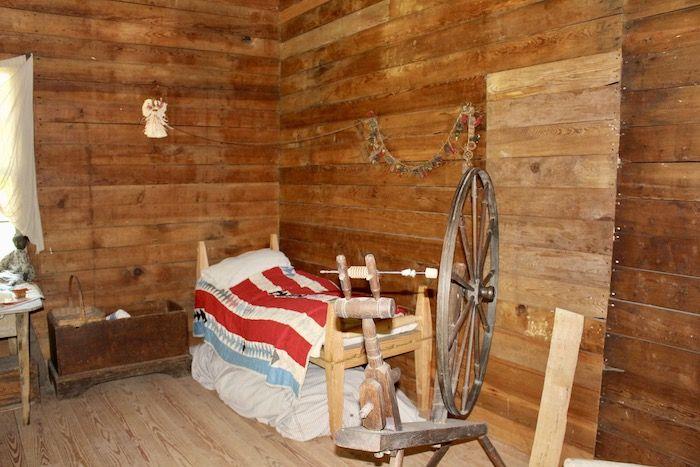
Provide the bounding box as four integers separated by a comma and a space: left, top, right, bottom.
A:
48, 300, 191, 398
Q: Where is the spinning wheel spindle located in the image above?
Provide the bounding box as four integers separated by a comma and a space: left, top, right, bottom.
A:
321, 266, 438, 280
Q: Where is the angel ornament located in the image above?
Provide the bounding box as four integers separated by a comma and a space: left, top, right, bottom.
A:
142, 98, 171, 138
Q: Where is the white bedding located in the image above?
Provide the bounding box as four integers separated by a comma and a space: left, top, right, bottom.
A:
191, 343, 423, 441
201, 248, 291, 290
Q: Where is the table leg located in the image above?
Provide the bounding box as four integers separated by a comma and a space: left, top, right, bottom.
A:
15, 313, 29, 425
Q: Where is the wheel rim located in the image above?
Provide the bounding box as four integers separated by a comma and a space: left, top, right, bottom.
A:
436, 167, 499, 417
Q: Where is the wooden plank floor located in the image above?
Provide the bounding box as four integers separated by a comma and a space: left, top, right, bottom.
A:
0, 374, 528, 466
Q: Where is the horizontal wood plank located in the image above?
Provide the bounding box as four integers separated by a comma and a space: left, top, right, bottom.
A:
611, 267, 700, 312
607, 299, 699, 352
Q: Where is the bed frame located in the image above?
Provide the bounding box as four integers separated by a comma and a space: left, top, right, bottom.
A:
196, 234, 433, 434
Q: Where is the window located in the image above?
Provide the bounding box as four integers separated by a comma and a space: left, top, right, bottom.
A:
0, 55, 45, 252
0, 69, 17, 259
0, 214, 15, 258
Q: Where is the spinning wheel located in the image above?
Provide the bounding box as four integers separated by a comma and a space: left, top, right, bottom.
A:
331, 167, 503, 466
436, 167, 499, 418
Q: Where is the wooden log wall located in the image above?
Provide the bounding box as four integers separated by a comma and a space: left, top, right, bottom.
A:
278, 0, 623, 458
595, 2, 700, 464
2, 0, 693, 461
0, 0, 280, 356
485, 51, 620, 460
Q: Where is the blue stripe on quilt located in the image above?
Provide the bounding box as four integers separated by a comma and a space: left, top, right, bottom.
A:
194, 313, 301, 395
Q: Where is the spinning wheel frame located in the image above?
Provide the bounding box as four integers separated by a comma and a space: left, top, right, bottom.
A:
436, 167, 499, 418
329, 167, 505, 466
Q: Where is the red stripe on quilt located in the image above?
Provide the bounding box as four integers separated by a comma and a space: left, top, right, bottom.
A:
195, 288, 312, 366
231, 278, 330, 326
294, 269, 340, 292
262, 268, 316, 295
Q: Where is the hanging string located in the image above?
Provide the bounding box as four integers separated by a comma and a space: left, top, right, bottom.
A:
169, 121, 363, 147
142, 99, 482, 177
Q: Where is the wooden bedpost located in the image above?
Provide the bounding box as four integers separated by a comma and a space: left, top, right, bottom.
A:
325, 254, 350, 436
414, 285, 433, 418
323, 303, 345, 436
270, 233, 279, 251
196, 241, 209, 279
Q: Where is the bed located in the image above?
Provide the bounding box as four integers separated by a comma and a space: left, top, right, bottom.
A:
193, 234, 433, 435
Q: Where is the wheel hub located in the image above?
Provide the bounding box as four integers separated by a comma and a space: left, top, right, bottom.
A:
467, 279, 495, 304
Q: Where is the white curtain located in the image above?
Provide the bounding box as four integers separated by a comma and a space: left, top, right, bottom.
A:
0, 55, 44, 252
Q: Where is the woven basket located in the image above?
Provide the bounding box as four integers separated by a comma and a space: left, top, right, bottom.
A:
50, 275, 104, 327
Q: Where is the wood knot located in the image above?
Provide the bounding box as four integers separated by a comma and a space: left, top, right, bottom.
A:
132, 267, 143, 277
516, 304, 527, 315
529, 162, 540, 173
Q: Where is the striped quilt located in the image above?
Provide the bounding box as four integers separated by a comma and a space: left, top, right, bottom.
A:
193, 266, 341, 395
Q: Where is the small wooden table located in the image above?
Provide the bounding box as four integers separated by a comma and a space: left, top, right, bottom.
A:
0, 286, 43, 425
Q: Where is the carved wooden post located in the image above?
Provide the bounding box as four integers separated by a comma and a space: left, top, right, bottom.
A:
336, 254, 352, 299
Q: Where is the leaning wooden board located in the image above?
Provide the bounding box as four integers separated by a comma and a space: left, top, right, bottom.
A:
48, 300, 190, 398
529, 308, 585, 466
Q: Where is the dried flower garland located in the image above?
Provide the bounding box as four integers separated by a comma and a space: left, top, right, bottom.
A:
361, 103, 482, 177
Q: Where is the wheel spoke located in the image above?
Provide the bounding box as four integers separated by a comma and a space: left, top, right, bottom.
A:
476, 302, 489, 331
483, 269, 494, 285
449, 296, 464, 351
448, 297, 474, 350
460, 307, 477, 410
458, 218, 474, 280
477, 218, 492, 278
474, 322, 481, 379
448, 297, 466, 384
451, 312, 471, 395
451, 272, 473, 292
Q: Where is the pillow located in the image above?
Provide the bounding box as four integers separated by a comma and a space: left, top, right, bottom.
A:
201, 248, 291, 290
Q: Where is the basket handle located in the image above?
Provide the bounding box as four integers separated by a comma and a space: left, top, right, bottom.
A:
67, 275, 86, 321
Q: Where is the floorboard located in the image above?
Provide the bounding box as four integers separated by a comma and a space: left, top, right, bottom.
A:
0, 374, 528, 466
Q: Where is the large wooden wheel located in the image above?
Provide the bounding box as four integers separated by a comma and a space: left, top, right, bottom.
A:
436, 167, 499, 417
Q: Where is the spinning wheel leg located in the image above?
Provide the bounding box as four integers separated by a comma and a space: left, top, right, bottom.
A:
390, 449, 405, 467
478, 435, 506, 467
430, 378, 448, 423
426, 444, 450, 467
